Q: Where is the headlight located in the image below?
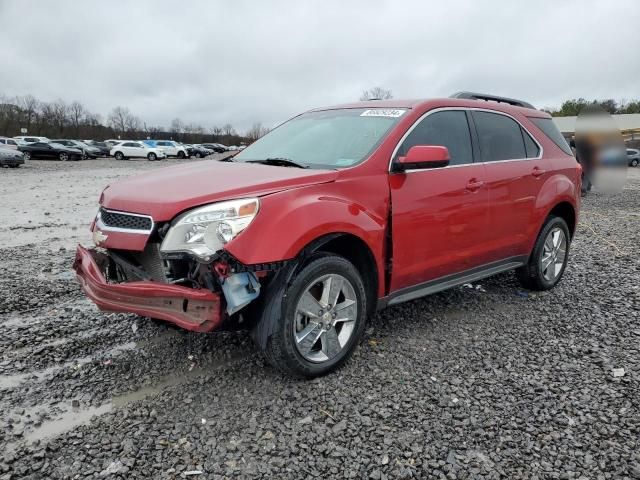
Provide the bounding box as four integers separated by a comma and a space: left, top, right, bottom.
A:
160, 198, 259, 261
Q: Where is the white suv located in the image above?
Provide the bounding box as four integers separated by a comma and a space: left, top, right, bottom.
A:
14, 136, 50, 144
110, 141, 167, 161
0, 137, 20, 150
152, 140, 189, 158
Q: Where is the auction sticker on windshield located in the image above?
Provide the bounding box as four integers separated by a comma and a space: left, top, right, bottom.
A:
360, 109, 406, 118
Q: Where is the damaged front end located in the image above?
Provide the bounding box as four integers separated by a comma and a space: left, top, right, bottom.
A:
74, 199, 279, 332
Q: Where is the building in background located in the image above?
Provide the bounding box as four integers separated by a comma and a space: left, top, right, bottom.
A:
553, 114, 640, 148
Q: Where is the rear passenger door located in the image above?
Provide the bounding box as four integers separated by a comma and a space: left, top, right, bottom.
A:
471, 110, 549, 261
389, 109, 491, 292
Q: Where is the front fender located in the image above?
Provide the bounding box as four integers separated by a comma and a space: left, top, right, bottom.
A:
224, 177, 389, 287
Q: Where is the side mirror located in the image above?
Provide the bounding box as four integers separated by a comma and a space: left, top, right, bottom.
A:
395, 145, 450, 171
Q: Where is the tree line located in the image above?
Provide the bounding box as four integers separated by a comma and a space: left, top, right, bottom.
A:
543, 98, 640, 116
0, 93, 270, 145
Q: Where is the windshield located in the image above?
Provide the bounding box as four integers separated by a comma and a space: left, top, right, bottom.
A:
234, 108, 406, 169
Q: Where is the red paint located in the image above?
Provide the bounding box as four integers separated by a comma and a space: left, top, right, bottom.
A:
78, 97, 581, 331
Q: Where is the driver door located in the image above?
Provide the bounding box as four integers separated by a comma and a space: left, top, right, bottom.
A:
389, 109, 490, 292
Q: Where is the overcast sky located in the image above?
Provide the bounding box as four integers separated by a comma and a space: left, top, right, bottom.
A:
0, 0, 638, 132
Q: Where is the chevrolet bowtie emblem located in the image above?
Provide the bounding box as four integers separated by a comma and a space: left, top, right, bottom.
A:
93, 230, 108, 245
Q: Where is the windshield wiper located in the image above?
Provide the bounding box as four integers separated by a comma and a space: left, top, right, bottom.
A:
248, 158, 309, 169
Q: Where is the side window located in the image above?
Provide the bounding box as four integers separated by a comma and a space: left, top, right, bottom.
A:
522, 128, 540, 158
472, 111, 526, 162
123, 142, 136, 147
8, 140, 17, 145
157, 141, 168, 146
398, 110, 473, 166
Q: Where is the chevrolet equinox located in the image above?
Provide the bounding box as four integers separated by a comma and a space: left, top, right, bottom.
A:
74, 92, 581, 377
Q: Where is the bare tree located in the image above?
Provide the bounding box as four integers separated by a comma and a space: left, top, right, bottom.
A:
360, 87, 393, 101
17, 95, 38, 132
51, 99, 69, 134
246, 122, 270, 141
222, 123, 236, 136
108, 106, 129, 135
69, 101, 86, 136
170, 118, 184, 139
124, 113, 141, 133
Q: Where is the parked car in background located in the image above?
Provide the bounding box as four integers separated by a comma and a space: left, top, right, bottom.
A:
14, 136, 50, 144
189, 144, 211, 158
0, 147, 25, 168
144, 140, 189, 159
110, 141, 166, 161
53, 139, 102, 159
105, 139, 126, 148
85, 140, 111, 157
201, 143, 227, 153
0, 137, 20, 150
627, 148, 640, 167
74, 92, 581, 377
19, 141, 83, 161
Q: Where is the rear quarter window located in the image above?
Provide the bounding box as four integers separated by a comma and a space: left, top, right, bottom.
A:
530, 117, 573, 155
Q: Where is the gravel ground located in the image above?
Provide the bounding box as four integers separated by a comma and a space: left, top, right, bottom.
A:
1, 160, 639, 479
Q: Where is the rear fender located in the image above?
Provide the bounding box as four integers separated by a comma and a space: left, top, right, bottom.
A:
528, 173, 579, 252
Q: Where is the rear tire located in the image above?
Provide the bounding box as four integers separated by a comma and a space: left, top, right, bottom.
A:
517, 215, 570, 291
261, 254, 367, 378
114, 152, 124, 161
632, 159, 639, 167
23, 152, 31, 161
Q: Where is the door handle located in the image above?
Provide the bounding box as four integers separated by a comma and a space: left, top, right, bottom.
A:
532, 167, 546, 178
466, 179, 484, 191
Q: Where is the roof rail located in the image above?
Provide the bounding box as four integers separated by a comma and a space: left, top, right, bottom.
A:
450, 91, 535, 109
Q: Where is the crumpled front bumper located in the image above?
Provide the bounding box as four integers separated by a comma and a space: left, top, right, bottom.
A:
73, 245, 224, 332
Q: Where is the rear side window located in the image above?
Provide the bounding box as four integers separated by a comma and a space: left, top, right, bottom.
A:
398, 110, 473, 166
529, 117, 573, 155
522, 129, 540, 158
472, 111, 526, 162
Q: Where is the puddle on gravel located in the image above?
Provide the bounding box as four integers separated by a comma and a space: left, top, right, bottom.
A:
0, 341, 137, 389
7, 355, 243, 449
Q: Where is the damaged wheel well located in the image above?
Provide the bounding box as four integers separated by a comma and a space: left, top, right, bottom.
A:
305, 233, 378, 318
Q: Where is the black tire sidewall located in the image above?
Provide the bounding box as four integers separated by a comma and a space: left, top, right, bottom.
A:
115, 152, 123, 160
148, 153, 157, 161
269, 255, 367, 377
632, 159, 639, 167
530, 216, 571, 290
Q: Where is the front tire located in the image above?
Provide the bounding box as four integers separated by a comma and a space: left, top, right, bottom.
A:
147, 152, 157, 161
177, 150, 186, 159
517, 215, 570, 291
59, 152, 69, 161
23, 152, 31, 161
261, 254, 367, 378
631, 159, 639, 167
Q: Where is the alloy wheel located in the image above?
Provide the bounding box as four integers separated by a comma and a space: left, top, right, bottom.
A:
541, 227, 567, 282
24, 152, 31, 160
60, 153, 68, 161
293, 274, 358, 363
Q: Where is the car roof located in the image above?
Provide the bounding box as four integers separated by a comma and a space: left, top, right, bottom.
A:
310, 97, 550, 118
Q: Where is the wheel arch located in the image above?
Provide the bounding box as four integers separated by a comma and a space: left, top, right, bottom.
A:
548, 201, 576, 238
297, 232, 379, 319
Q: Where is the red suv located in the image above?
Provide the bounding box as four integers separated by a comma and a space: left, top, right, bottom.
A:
74, 92, 581, 377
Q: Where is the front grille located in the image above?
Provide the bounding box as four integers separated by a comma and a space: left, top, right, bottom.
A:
99, 208, 153, 231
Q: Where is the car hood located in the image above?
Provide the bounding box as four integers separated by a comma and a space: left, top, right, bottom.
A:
100, 160, 338, 221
